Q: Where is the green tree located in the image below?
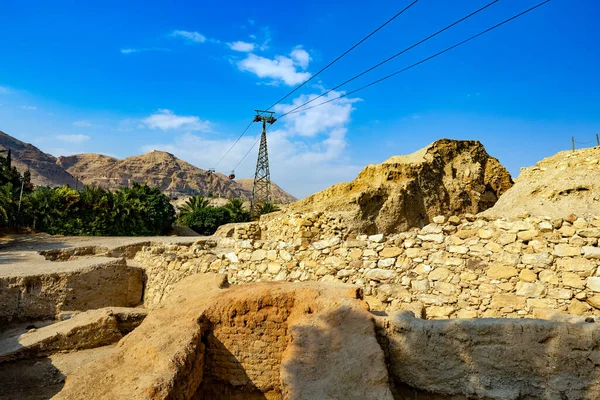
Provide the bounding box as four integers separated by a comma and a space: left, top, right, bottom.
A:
259, 202, 280, 215
177, 195, 210, 219
0, 183, 15, 225
224, 198, 250, 223
180, 207, 231, 235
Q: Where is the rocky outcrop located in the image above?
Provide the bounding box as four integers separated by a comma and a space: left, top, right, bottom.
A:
485, 145, 600, 219
285, 139, 513, 235
56, 274, 392, 400
57, 150, 297, 202
0, 130, 75, 187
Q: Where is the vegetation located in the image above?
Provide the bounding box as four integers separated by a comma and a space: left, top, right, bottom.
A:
0, 152, 175, 236
0, 150, 280, 236
259, 201, 280, 215
180, 207, 232, 235
177, 195, 210, 219
224, 198, 251, 222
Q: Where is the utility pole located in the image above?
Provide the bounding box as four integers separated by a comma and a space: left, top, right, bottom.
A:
251, 110, 276, 217
572, 136, 575, 152
596, 133, 599, 147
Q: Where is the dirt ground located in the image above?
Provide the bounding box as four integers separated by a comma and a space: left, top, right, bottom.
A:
0, 234, 198, 278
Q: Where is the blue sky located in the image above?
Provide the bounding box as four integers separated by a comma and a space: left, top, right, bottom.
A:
1, 0, 599, 198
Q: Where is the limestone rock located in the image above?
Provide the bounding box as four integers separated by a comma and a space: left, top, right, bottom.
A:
285, 139, 513, 235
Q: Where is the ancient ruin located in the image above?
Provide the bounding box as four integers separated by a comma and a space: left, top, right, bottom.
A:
2, 140, 600, 399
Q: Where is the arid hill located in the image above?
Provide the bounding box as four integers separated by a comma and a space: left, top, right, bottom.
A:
286, 139, 513, 234
483, 145, 600, 218
0, 130, 296, 202
0, 130, 76, 187
235, 178, 297, 204
57, 151, 297, 202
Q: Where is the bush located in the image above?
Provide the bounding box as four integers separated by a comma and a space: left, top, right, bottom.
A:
180, 207, 231, 235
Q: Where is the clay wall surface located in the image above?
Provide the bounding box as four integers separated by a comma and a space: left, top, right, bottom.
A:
377, 311, 600, 399
0, 258, 143, 325
136, 215, 600, 319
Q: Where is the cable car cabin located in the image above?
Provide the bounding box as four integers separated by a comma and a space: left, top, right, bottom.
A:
228, 172, 236, 180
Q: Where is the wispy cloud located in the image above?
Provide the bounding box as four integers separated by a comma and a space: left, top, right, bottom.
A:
141, 88, 362, 198
142, 109, 211, 131
56, 134, 90, 143
21, 105, 37, 110
170, 30, 206, 43
120, 48, 169, 54
237, 47, 311, 86
228, 41, 255, 52
0, 86, 9, 94
73, 120, 92, 127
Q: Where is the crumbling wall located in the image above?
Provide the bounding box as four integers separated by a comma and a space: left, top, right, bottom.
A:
136, 215, 600, 319
0, 258, 143, 325
377, 311, 600, 400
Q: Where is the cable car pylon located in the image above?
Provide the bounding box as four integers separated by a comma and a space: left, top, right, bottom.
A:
251, 110, 276, 218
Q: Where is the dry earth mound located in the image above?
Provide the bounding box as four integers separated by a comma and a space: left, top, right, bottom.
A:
484, 145, 600, 218
56, 274, 392, 400
286, 139, 513, 234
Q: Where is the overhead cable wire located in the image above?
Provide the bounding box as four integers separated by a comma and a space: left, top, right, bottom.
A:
277, 0, 501, 119
213, 120, 254, 169
264, 0, 420, 111
283, 0, 551, 117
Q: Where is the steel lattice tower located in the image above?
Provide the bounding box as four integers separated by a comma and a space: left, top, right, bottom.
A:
251, 110, 276, 217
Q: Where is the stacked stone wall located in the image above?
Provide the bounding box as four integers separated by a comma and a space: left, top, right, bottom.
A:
135, 215, 600, 319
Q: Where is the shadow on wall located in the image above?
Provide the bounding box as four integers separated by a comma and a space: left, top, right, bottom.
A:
383, 312, 600, 400
280, 305, 394, 400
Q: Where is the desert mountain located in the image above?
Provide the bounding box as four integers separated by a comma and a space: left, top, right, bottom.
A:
57, 151, 296, 203
286, 139, 514, 234
0, 130, 76, 187
0, 130, 296, 203
483, 145, 600, 218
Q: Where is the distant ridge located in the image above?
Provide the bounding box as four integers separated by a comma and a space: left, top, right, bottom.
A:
0, 130, 296, 203
0, 130, 76, 187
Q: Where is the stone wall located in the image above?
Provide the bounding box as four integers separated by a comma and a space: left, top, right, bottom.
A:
135, 215, 600, 319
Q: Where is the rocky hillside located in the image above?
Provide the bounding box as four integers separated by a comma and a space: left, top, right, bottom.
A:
483, 145, 600, 219
0, 130, 295, 202
286, 139, 513, 234
57, 151, 296, 202
235, 178, 296, 204
0, 130, 75, 187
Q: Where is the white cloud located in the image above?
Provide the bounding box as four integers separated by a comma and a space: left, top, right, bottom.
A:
142, 109, 211, 132
228, 41, 256, 52
120, 48, 169, 54
290, 47, 310, 69
56, 134, 90, 143
73, 120, 92, 127
237, 49, 312, 86
170, 30, 206, 43
21, 105, 37, 110
141, 89, 361, 198
0, 86, 9, 94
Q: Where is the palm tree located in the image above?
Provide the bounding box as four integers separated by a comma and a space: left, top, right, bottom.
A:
259, 202, 280, 215
224, 198, 250, 222
0, 184, 13, 224
177, 195, 210, 219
